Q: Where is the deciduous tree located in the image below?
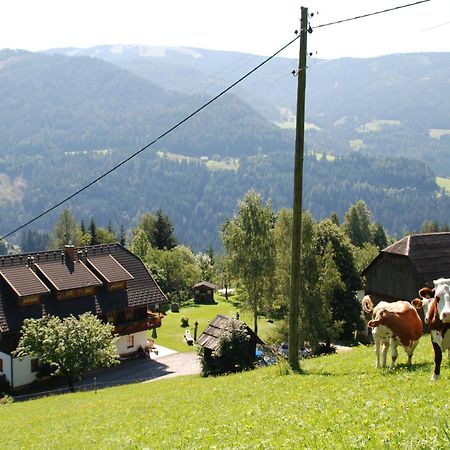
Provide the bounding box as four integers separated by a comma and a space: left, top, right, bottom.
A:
221, 191, 275, 335
14, 313, 119, 392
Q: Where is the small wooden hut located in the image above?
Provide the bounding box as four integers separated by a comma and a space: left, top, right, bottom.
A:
197, 314, 264, 362
193, 281, 217, 304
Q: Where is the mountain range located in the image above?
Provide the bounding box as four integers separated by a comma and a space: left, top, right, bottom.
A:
0, 46, 449, 251
46, 45, 450, 175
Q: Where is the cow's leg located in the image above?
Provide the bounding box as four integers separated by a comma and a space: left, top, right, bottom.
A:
389, 338, 398, 370
373, 332, 381, 368
406, 340, 420, 366
431, 341, 442, 381
381, 338, 389, 368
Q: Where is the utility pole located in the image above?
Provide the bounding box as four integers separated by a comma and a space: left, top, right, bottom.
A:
288, 6, 308, 371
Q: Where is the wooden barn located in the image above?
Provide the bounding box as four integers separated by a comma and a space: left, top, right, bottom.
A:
197, 314, 264, 361
193, 281, 217, 304
362, 232, 450, 303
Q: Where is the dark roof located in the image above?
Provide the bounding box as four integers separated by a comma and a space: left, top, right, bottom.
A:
35, 260, 102, 291
86, 255, 134, 284
197, 314, 264, 351
0, 266, 50, 297
363, 232, 450, 281
0, 243, 167, 333
194, 281, 217, 290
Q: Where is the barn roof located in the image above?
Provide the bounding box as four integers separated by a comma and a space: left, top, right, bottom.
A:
0, 243, 167, 334
363, 232, 450, 282
197, 314, 264, 351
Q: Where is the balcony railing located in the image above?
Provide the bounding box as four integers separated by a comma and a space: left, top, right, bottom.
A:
114, 313, 162, 335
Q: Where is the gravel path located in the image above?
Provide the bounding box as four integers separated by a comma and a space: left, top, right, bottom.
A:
75, 347, 201, 390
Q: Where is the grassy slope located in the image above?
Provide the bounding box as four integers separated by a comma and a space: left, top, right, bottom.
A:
1, 340, 449, 449
152, 295, 277, 352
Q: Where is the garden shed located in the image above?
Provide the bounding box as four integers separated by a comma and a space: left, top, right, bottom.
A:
362, 232, 450, 304
197, 314, 264, 361
193, 281, 217, 304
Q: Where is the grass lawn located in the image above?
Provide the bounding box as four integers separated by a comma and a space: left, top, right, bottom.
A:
1, 339, 449, 449
151, 294, 277, 352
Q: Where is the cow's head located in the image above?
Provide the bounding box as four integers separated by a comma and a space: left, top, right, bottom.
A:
368, 309, 386, 328
411, 287, 434, 313
434, 278, 450, 324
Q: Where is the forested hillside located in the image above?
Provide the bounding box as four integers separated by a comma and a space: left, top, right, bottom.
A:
1, 146, 448, 251
0, 49, 291, 159
48, 46, 450, 176
1, 48, 449, 251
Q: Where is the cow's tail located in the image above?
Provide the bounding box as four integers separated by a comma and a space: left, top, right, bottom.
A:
362, 295, 374, 314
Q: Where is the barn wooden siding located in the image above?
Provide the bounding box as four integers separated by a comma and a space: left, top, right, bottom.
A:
362, 232, 450, 304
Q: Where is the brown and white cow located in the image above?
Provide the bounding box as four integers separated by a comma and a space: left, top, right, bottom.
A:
362, 295, 423, 369
412, 278, 450, 381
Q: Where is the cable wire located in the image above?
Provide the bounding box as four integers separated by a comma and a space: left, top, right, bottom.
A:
0, 0, 435, 241
313, 0, 432, 30
0, 33, 301, 241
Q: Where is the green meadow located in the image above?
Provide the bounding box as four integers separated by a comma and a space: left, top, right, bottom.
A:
1, 339, 449, 449
152, 294, 276, 352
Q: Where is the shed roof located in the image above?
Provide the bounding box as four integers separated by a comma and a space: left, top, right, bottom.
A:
193, 281, 217, 290
197, 314, 264, 351
363, 232, 450, 282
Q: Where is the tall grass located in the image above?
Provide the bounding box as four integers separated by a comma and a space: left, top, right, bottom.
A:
1, 339, 449, 449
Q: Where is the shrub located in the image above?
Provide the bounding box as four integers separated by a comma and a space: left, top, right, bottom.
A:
170, 302, 180, 313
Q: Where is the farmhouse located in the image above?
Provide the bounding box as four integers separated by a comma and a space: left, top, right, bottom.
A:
362, 232, 450, 303
0, 243, 168, 389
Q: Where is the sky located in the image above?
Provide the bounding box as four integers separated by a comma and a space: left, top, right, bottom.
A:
0, 0, 449, 59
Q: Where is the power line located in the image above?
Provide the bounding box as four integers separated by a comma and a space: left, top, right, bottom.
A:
0, 34, 301, 242
313, 0, 432, 30
0, 0, 435, 242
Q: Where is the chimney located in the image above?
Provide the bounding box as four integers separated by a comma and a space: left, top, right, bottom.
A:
64, 245, 77, 262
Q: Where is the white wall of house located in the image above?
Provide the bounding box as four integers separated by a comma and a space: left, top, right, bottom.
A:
0, 331, 149, 388
13, 355, 38, 387
0, 351, 12, 387
115, 331, 148, 355
0, 351, 38, 388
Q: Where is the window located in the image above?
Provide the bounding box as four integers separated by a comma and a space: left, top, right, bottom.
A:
107, 312, 115, 323
106, 281, 127, 292
19, 295, 41, 306
0, 358, 3, 372
127, 335, 134, 349
31, 358, 39, 373
125, 309, 134, 322
56, 286, 95, 300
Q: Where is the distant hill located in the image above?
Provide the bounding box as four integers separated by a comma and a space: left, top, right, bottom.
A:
1, 47, 450, 251
0, 49, 292, 159
46, 46, 450, 176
